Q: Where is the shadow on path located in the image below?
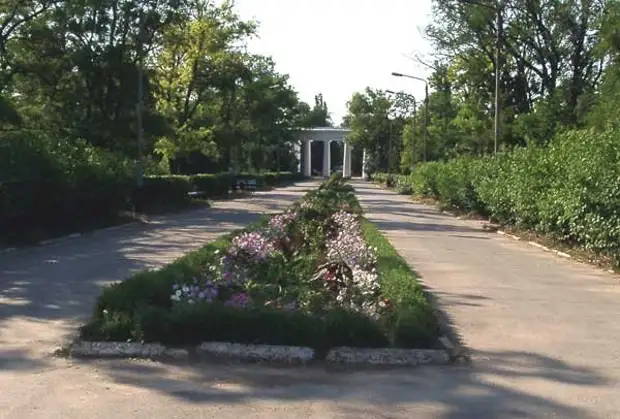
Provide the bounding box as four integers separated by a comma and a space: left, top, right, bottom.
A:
82, 348, 605, 418
0, 182, 318, 371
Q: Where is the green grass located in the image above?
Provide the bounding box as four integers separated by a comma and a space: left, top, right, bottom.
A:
362, 220, 440, 348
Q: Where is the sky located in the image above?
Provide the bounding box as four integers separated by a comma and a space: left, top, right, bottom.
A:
233, 0, 434, 125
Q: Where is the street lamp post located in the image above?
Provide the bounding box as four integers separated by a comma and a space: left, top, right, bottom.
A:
391, 73, 428, 161
494, 2, 502, 154
388, 117, 392, 174
387, 90, 417, 170
136, 13, 146, 187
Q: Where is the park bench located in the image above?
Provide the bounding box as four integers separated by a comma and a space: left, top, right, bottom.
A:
231, 178, 257, 193
187, 190, 205, 198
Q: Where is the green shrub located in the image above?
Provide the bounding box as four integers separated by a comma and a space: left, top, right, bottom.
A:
190, 173, 232, 197
374, 127, 620, 264
0, 133, 133, 235
132, 175, 192, 211
135, 303, 326, 347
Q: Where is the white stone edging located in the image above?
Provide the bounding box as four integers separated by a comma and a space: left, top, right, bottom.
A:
497, 230, 572, 259
38, 232, 82, 246
66, 340, 452, 366
325, 347, 450, 366
197, 342, 314, 364
69, 341, 189, 359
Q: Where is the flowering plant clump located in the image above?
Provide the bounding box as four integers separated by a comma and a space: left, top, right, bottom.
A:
229, 231, 277, 263
316, 209, 385, 318
327, 210, 377, 269
331, 209, 360, 234
82, 175, 439, 350
170, 278, 219, 304
169, 177, 391, 322
268, 211, 296, 234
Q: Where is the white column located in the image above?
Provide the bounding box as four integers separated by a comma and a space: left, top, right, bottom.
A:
362, 148, 368, 179
295, 141, 302, 173
322, 140, 331, 177
342, 139, 352, 178
303, 139, 312, 177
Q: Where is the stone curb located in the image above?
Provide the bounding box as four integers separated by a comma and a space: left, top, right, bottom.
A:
197, 342, 314, 364
325, 347, 450, 366
497, 230, 520, 241
497, 230, 572, 259
66, 340, 452, 367
69, 341, 190, 360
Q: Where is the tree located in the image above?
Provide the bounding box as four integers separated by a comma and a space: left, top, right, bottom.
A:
424, 0, 609, 149
153, 1, 255, 167
294, 93, 333, 127
344, 88, 405, 174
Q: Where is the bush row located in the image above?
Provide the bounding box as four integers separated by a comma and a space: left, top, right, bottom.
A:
0, 134, 135, 237
373, 127, 620, 263
80, 174, 440, 352
133, 171, 303, 212
0, 133, 303, 239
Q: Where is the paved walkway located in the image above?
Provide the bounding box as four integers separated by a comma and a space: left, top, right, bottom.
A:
353, 180, 620, 418
1, 180, 619, 418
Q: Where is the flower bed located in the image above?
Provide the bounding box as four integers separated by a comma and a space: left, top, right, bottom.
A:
79, 174, 440, 354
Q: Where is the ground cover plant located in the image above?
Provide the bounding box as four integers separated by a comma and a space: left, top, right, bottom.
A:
80, 174, 440, 353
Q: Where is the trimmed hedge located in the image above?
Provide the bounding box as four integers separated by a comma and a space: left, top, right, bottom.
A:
79, 175, 440, 352
373, 127, 620, 264
132, 175, 194, 212
0, 134, 134, 236
1, 161, 304, 240
134, 171, 304, 211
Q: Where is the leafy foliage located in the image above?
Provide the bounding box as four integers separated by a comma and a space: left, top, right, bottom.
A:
80, 177, 439, 351
343, 0, 618, 172
0, 0, 336, 241
373, 127, 620, 265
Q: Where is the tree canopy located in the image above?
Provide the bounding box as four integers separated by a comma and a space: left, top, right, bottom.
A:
0, 0, 333, 176
344, 0, 619, 172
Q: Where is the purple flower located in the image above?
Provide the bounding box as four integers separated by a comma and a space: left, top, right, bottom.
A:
228, 231, 276, 263
225, 292, 249, 308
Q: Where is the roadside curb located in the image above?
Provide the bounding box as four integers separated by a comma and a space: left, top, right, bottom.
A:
38, 232, 84, 246
497, 230, 572, 259
64, 340, 453, 367
326, 347, 450, 366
